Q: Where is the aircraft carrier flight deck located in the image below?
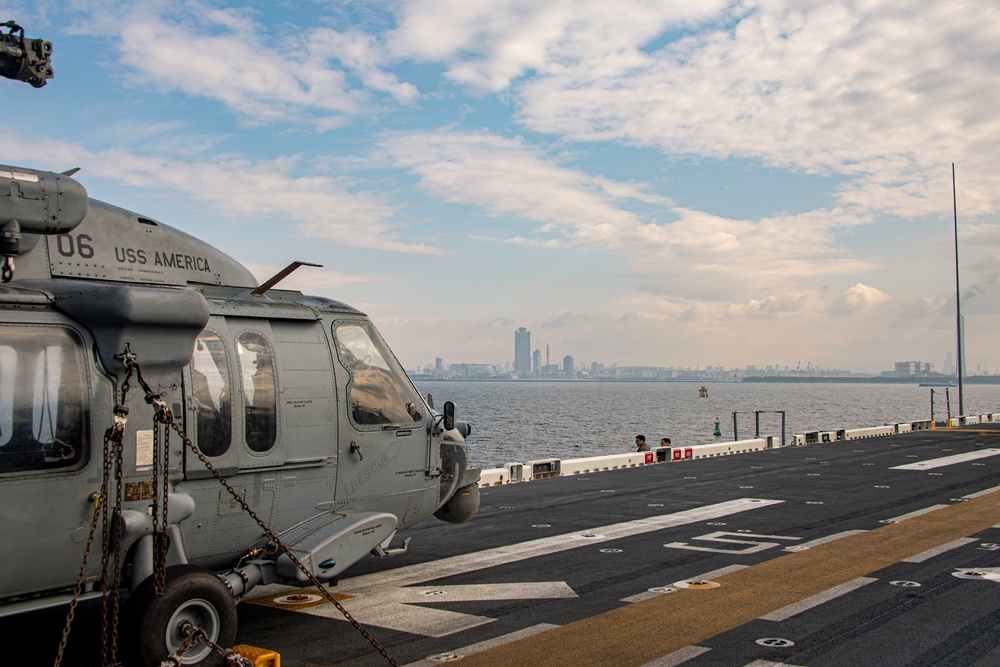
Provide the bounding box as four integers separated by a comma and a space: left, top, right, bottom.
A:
19, 424, 1000, 667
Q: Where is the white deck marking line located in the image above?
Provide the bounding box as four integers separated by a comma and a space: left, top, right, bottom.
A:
743, 661, 807, 667
337, 498, 783, 594
640, 645, 712, 666
247, 498, 783, 637
620, 590, 674, 604
759, 576, 877, 621
401, 623, 559, 667
891, 449, 1000, 470
621, 565, 748, 603
882, 505, 949, 523
964, 484, 1000, 499
782, 529, 867, 551
903, 537, 978, 563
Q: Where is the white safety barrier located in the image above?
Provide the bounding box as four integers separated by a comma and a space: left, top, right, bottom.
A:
837, 425, 896, 440
525, 458, 562, 480
674, 439, 768, 460
474, 411, 997, 485
560, 452, 655, 475
478, 462, 526, 487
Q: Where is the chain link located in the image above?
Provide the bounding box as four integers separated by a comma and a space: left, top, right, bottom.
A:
157, 622, 201, 667
58, 349, 399, 667
167, 419, 399, 666
53, 491, 103, 667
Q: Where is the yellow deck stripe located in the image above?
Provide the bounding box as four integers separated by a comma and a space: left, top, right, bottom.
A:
454, 489, 1000, 667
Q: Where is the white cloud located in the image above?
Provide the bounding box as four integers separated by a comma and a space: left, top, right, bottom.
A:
829, 283, 891, 316
389, 0, 729, 91
383, 128, 888, 304
381, 129, 662, 248
51, 2, 416, 125
518, 2, 1000, 215
390, 0, 1000, 219
0, 134, 442, 254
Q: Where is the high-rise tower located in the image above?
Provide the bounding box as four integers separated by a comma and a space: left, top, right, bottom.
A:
514, 327, 531, 375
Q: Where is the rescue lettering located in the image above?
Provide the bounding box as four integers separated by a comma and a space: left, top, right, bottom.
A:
152, 251, 211, 272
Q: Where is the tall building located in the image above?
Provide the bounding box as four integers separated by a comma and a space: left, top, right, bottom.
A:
532, 349, 541, 375
895, 361, 933, 377
514, 327, 531, 375
563, 355, 574, 376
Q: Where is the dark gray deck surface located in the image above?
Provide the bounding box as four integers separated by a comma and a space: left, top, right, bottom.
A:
17, 425, 1000, 666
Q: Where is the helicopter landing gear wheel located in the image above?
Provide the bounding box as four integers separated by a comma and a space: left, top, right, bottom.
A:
127, 564, 237, 667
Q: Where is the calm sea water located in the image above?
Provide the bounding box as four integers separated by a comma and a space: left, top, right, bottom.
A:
414, 380, 1000, 469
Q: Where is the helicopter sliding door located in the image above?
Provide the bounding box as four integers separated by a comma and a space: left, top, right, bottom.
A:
266, 319, 338, 465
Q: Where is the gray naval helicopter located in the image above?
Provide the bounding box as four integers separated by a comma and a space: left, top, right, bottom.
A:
1, 23, 480, 667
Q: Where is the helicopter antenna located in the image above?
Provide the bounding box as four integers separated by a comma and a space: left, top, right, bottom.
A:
251, 261, 322, 297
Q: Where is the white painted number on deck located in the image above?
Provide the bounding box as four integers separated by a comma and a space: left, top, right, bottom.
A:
664, 531, 802, 554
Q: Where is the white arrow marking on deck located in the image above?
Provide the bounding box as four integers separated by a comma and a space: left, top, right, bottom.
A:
890, 449, 1000, 470
301, 582, 576, 636
267, 498, 783, 637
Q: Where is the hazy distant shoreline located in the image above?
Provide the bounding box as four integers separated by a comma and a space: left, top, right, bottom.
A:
413, 376, 1000, 384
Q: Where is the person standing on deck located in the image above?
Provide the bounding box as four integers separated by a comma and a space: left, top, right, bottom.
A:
635, 435, 650, 451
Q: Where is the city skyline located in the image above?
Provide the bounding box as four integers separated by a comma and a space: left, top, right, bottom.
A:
3, 3, 999, 373
406, 325, 980, 378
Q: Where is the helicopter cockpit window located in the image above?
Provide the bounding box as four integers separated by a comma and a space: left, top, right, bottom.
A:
236, 332, 276, 453
333, 322, 424, 428
0, 327, 88, 475
191, 332, 231, 457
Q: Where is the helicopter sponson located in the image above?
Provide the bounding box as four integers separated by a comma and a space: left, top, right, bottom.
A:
0, 164, 480, 665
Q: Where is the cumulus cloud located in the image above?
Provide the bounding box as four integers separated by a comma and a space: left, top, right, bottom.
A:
829, 283, 891, 316
59, 2, 415, 125
389, 0, 1000, 218
389, 0, 729, 91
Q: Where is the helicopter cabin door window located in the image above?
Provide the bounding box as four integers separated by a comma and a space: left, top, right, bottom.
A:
236, 332, 277, 453
0, 326, 88, 475
332, 322, 424, 428
191, 331, 232, 457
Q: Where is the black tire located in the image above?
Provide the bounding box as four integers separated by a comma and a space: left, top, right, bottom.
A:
125, 564, 237, 667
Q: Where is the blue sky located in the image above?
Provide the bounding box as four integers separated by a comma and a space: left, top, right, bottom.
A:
3, 0, 999, 373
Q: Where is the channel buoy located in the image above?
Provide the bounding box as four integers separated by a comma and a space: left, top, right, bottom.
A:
714, 419, 722, 437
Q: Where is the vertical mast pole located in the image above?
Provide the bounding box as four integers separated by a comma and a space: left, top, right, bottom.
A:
952, 164, 965, 417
